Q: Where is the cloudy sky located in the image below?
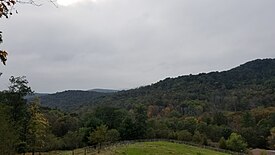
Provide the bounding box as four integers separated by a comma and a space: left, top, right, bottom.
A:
0, 0, 275, 93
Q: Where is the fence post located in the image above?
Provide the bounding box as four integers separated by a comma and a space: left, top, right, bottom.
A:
72, 150, 74, 155
84, 147, 87, 155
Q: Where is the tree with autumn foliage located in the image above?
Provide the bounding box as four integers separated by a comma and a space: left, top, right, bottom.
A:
0, 0, 16, 18
0, 0, 16, 65
0, 31, 8, 66
27, 98, 49, 155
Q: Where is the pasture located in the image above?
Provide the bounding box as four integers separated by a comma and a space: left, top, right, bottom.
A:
23, 141, 230, 155
111, 141, 230, 155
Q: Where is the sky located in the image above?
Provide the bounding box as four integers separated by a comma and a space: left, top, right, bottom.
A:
0, 0, 275, 93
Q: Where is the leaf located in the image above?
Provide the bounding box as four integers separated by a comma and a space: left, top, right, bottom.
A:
10, 0, 16, 5
0, 50, 8, 65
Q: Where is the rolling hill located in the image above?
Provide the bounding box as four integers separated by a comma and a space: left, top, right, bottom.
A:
24, 58, 275, 151
32, 58, 275, 113
27, 90, 114, 111
80, 58, 275, 113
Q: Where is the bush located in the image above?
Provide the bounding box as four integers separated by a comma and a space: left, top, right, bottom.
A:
226, 133, 247, 152
168, 132, 177, 139
177, 130, 192, 141
106, 129, 120, 142
192, 131, 207, 145
218, 137, 226, 149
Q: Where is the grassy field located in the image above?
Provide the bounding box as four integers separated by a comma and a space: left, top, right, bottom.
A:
110, 141, 230, 155
23, 141, 230, 155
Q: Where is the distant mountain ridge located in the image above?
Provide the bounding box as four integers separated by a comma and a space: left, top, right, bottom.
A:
80, 58, 275, 112
33, 58, 275, 112
89, 89, 119, 93
25, 93, 49, 100
28, 89, 117, 111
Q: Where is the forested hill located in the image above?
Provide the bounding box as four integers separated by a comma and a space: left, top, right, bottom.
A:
83, 58, 275, 112
28, 90, 111, 111
3, 60, 275, 153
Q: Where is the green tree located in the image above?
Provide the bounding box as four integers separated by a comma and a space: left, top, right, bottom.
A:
240, 127, 265, 148
119, 105, 147, 140
183, 117, 197, 134
0, 104, 18, 155
8, 76, 33, 96
43, 133, 62, 151
84, 116, 103, 130
4, 76, 33, 131
106, 129, 120, 143
168, 131, 177, 139
241, 112, 256, 127
145, 127, 156, 139
192, 131, 207, 145
133, 105, 148, 139
196, 122, 208, 135
119, 116, 136, 140
16, 142, 28, 154
177, 130, 192, 141
206, 125, 227, 142
51, 115, 79, 137
62, 131, 84, 150
94, 107, 118, 129
0, 76, 33, 153
89, 124, 108, 152
147, 118, 169, 138
226, 133, 247, 152
213, 112, 228, 125
218, 137, 227, 149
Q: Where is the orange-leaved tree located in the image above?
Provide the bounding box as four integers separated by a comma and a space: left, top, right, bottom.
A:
0, 0, 15, 65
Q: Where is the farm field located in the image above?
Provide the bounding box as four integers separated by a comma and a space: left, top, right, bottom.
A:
111, 141, 230, 155
23, 141, 230, 155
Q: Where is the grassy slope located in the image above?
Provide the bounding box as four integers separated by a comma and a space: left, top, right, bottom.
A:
112, 141, 229, 155
23, 141, 230, 155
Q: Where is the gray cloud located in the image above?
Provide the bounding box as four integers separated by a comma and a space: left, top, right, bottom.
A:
0, 0, 275, 92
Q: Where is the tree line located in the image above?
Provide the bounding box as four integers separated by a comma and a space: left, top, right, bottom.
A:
1, 76, 275, 154
1, 58, 275, 154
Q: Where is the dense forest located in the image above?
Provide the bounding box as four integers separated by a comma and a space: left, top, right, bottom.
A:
26, 89, 118, 111
1, 58, 275, 154
27, 90, 109, 111
83, 58, 275, 110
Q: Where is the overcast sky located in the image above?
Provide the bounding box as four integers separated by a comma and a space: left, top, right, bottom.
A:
0, 0, 275, 93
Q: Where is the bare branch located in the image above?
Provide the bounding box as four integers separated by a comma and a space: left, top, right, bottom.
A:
16, 0, 41, 6
49, 0, 58, 8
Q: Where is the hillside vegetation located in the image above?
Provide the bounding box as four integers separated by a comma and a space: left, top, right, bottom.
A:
1, 58, 275, 154
35, 59, 275, 112
83, 58, 275, 112
28, 90, 110, 111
